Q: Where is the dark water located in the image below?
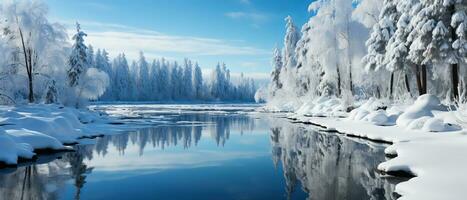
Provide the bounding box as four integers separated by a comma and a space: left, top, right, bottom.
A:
0, 105, 402, 200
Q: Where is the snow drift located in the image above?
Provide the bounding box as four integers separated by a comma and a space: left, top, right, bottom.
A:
0, 104, 112, 165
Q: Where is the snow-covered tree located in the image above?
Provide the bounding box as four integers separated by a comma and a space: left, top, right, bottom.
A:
112, 54, 131, 101
269, 47, 283, 98
0, 0, 68, 103
95, 49, 113, 100
193, 62, 203, 99
283, 16, 300, 70
363, 0, 398, 71
68, 22, 88, 88
158, 58, 170, 100
149, 59, 160, 100
137, 51, 150, 100
182, 59, 193, 99
445, 0, 466, 99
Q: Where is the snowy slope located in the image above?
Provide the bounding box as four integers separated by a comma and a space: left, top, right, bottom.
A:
0, 104, 116, 165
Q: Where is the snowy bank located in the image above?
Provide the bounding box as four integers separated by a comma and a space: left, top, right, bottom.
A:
284, 94, 467, 200
0, 104, 116, 166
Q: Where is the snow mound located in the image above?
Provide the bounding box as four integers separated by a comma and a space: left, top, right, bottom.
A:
295, 96, 347, 117
396, 94, 445, 127
0, 104, 114, 165
394, 94, 460, 132
364, 110, 388, 126
6, 129, 63, 150
0, 129, 35, 165
264, 97, 302, 112
348, 98, 397, 126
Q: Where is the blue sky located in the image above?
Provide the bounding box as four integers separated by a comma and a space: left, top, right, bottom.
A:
45, 0, 312, 79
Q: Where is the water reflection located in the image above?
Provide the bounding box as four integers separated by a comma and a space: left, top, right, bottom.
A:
0, 112, 257, 200
96, 112, 256, 156
0, 109, 400, 200
269, 121, 401, 200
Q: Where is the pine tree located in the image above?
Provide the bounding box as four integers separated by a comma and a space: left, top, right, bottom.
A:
182, 59, 193, 99
447, 0, 467, 99
284, 16, 300, 69
137, 51, 150, 100
149, 60, 160, 100
385, 0, 419, 96
270, 47, 283, 94
158, 58, 170, 100
67, 22, 88, 87
112, 54, 131, 101
44, 80, 58, 104
193, 63, 203, 99
87, 45, 95, 68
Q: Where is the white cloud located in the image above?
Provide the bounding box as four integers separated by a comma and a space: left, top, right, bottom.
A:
59, 19, 271, 81
84, 31, 269, 59
225, 11, 269, 29
60, 20, 269, 61
240, 61, 262, 68
225, 11, 268, 22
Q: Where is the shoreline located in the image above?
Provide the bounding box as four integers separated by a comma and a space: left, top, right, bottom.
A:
283, 112, 467, 200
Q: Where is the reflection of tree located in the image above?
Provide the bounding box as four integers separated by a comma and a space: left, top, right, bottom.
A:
270, 120, 398, 200
92, 112, 255, 154
64, 145, 94, 200
0, 156, 69, 200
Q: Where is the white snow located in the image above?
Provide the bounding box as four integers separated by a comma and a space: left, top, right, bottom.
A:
0, 129, 34, 165
295, 96, 347, 117
0, 104, 118, 165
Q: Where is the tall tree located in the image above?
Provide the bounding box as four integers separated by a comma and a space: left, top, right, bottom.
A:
182, 59, 193, 99
137, 51, 150, 100
269, 47, 283, 97
447, 0, 467, 99
192, 62, 203, 99
363, 0, 398, 98
68, 22, 88, 88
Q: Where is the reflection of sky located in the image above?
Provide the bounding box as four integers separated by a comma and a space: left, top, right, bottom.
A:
85, 128, 271, 174
65, 156, 298, 200
64, 113, 293, 200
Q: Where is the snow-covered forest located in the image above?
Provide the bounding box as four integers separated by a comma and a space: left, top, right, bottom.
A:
262, 0, 467, 109
258, 1, 467, 199
0, 1, 257, 107
96, 51, 257, 102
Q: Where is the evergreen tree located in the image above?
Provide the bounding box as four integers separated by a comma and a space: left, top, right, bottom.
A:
137, 51, 150, 100
182, 59, 193, 99
193, 63, 203, 99
67, 22, 88, 87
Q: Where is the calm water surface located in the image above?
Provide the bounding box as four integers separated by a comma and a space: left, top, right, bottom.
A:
0, 104, 402, 200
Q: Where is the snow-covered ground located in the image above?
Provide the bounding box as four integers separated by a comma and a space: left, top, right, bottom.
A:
0, 104, 122, 166
273, 94, 467, 200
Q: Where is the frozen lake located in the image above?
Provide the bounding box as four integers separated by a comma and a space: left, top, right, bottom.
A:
0, 104, 403, 200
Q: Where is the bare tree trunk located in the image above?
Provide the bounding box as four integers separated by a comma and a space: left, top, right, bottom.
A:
449, 0, 460, 100
389, 71, 394, 99
349, 67, 353, 95
405, 73, 411, 95
421, 64, 427, 94
415, 65, 423, 96
337, 65, 341, 96
451, 64, 459, 100
18, 25, 34, 103
376, 86, 381, 99
28, 73, 33, 103
346, 18, 354, 96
